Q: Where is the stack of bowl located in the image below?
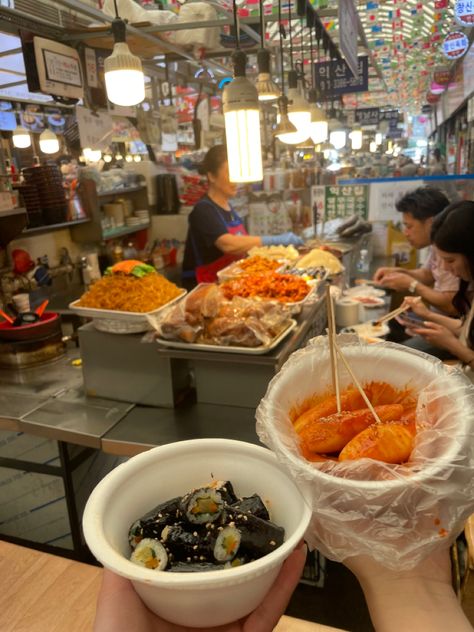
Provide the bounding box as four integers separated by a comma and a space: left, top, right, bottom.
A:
23, 165, 67, 225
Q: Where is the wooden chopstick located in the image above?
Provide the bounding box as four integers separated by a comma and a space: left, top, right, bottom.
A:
325, 284, 341, 413
334, 342, 382, 425
374, 304, 409, 325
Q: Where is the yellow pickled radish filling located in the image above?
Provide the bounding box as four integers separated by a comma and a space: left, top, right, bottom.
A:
222, 535, 238, 556
133, 544, 163, 569
191, 497, 218, 515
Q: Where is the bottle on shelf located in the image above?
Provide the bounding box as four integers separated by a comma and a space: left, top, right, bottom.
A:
356, 248, 370, 277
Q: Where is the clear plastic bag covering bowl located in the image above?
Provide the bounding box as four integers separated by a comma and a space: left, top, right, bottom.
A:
256, 335, 474, 570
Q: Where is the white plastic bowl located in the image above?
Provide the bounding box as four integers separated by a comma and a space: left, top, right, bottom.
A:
83, 438, 312, 628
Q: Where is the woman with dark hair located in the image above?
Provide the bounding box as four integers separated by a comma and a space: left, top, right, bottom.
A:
402, 200, 474, 376
182, 145, 302, 287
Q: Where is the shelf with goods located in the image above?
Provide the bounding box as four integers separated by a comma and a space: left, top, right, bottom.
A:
70, 179, 151, 243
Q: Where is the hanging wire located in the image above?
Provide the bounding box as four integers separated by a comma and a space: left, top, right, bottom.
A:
288, 0, 294, 69
113, 0, 119, 18
278, 0, 285, 92
309, 23, 315, 89
233, 0, 240, 51
259, 0, 265, 50
298, 18, 306, 87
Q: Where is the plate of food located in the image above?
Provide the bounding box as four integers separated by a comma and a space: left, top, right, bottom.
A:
219, 272, 315, 307
294, 248, 344, 276
151, 284, 297, 353
70, 260, 186, 333
341, 320, 390, 338
349, 296, 386, 308
216, 255, 282, 281
344, 285, 386, 298
247, 244, 300, 261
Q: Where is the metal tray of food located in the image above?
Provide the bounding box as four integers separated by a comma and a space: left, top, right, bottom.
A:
155, 319, 298, 355
69, 290, 187, 323
216, 258, 285, 282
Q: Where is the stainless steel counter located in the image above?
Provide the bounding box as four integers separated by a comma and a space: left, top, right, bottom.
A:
0, 350, 132, 448
101, 403, 260, 457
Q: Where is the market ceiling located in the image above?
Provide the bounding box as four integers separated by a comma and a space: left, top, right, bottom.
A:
0, 0, 470, 115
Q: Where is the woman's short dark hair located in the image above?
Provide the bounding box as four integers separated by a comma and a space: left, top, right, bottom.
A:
198, 145, 228, 177
431, 200, 474, 346
395, 187, 449, 220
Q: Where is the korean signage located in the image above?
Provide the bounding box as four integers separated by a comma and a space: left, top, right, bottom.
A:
338, 0, 359, 78
316, 185, 369, 221
354, 108, 399, 127
442, 32, 470, 60
454, 0, 474, 26
314, 56, 369, 98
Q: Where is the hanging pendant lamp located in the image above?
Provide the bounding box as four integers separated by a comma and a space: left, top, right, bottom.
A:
104, 1, 145, 107
255, 0, 279, 101
274, 0, 297, 140
223, 1, 263, 183
308, 25, 328, 144
39, 129, 59, 154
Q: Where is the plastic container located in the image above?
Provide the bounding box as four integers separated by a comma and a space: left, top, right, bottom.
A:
83, 439, 312, 627
256, 338, 474, 569
356, 248, 370, 275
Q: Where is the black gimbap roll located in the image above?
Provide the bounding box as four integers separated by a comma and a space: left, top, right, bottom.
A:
209, 480, 238, 505
180, 487, 224, 525
128, 497, 182, 548
162, 525, 214, 562
226, 511, 284, 558
168, 562, 223, 573
231, 494, 270, 521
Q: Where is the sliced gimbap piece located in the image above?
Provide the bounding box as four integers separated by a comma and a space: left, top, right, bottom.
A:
130, 538, 168, 570
168, 562, 223, 573
231, 494, 270, 521
213, 525, 241, 562
180, 487, 224, 525
161, 525, 213, 562
227, 512, 284, 558
209, 480, 238, 505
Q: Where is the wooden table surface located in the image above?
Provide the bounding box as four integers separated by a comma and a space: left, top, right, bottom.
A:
0, 541, 346, 632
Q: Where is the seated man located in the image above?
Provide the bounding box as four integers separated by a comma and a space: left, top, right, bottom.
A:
373, 187, 459, 358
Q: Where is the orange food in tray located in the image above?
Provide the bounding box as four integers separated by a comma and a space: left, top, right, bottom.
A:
238, 256, 281, 275
294, 382, 417, 465
221, 272, 310, 303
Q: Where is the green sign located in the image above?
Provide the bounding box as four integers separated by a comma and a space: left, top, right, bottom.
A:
324, 185, 369, 221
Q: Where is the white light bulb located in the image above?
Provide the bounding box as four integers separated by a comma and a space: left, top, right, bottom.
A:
310, 120, 328, 144
375, 132, 383, 146
115, 153, 123, 161
104, 42, 145, 107
223, 74, 263, 183
83, 147, 102, 163
39, 129, 59, 154
370, 141, 377, 153
133, 155, 142, 162
103, 154, 113, 163
350, 129, 363, 150
276, 111, 311, 144
224, 108, 263, 182
329, 130, 346, 150
12, 125, 31, 149
125, 154, 133, 163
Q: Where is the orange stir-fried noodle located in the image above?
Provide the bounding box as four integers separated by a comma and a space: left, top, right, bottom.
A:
293, 381, 418, 465
78, 272, 182, 313
238, 256, 281, 275
221, 272, 310, 303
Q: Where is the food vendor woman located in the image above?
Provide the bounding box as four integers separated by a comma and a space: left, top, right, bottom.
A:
182, 145, 303, 287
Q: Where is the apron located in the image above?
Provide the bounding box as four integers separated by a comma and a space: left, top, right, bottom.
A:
191, 199, 248, 284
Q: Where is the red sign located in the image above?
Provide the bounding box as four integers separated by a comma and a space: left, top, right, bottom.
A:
426, 92, 440, 104
433, 69, 450, 85
435, 0, 448, 8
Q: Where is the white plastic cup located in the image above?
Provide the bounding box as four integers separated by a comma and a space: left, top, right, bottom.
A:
83, 439, 312, 628
12, 293, 30, 313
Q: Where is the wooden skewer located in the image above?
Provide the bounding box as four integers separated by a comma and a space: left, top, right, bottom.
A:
333, 342, 382, 425
325, 284, 341, 413
374, 304, 410, 326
